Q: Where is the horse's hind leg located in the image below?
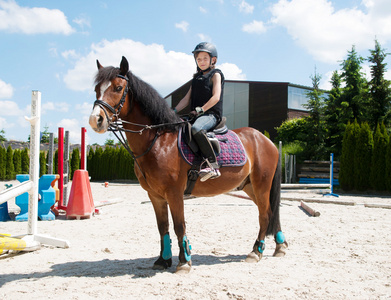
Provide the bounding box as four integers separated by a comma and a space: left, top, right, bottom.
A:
149, 194, 173, 270
243, 182, 288, 262
243, 184, 270, 262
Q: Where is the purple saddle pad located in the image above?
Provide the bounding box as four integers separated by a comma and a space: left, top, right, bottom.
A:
178, 129, 247, 167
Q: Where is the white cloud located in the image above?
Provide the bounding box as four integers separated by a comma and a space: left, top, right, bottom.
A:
270, 0, 391, 63
0, 100, 24, 116
0, 0, 74, 35
0, 117, 6, 129
42, 101, 69, 114
199, 6, 208, 14
238, 0, 254, 14
57, 118, 83, 144
197, 34, 212, 42
64, 39, 195, 96
73, 16, 91, 29
75, 102, 94, 115
175, 21, 189, 32
217, 63, 246, 80
0, 79, 13, 98
62, 49, 79, 60
242, 20, 267, 34
49, 47, 58, 57
63, 39, 246, 97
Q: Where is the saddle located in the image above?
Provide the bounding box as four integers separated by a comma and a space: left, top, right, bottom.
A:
182, 117, 228, 155
179, 117, 247, 196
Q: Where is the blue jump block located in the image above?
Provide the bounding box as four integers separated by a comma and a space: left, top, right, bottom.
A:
0, 202, 11, 222
15, 174, 56, 221
15, 174, 30, 221
0, 184, 13, 221
37, 174, 56, 221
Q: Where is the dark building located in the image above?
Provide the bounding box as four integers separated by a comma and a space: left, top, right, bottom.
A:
165, 80, 313, 141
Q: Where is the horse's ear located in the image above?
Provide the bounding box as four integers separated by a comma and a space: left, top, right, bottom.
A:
120, 56, 129, 76
96, 60, 103, 70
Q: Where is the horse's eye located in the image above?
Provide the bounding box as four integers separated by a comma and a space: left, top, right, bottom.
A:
116, 86, 123, 92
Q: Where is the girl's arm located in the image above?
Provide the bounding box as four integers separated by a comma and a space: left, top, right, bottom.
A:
174, 86, 192, 112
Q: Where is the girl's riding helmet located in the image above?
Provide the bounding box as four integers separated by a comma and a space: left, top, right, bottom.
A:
192, 42, 218, 59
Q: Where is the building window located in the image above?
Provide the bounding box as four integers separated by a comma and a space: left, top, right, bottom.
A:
223, 82, 249, 129
288, 86, 310, 111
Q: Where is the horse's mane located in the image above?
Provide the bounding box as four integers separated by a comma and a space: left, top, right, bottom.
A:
95, 66, 182, 132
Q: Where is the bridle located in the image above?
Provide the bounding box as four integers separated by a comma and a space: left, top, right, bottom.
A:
92, 74, 187, 182
93, 74, 129, 124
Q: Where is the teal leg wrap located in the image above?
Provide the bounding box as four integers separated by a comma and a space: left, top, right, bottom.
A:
258, 240, 265, 254
276, 231, 285, 244
162, 233, 172, 260
183, 236, 192, 262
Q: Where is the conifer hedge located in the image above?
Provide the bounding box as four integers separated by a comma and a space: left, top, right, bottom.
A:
354, 122, 373, 191
340, 121, 390, 192
370, 123, 389, 190
0, 145, 136, 182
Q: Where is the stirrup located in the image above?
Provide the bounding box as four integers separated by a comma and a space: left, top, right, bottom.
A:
199, 160, 220, 182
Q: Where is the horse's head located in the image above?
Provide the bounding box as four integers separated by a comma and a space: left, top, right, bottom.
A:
89, 56, 130, 133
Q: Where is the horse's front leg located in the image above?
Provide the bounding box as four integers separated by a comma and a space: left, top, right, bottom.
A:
149, 194, 173, 270
169, 196, 192, 274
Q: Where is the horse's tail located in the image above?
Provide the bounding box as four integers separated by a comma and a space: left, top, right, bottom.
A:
266, 155, 281, 236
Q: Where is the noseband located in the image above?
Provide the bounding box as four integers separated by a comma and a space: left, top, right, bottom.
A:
93, 74, 129, 122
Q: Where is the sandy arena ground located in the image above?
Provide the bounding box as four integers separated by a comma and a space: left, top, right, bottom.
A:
1, 181, 390, 299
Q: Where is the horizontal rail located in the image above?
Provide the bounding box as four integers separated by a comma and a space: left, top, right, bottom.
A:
0, 180, 33, 205
281, 183, 330, 189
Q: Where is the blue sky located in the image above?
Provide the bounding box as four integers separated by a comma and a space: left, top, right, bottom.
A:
1, 0, 390, 145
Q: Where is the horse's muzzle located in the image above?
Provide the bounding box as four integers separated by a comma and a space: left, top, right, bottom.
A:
89, 105, 109, 133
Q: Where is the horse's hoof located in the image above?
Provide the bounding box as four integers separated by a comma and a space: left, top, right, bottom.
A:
273, 241, 288, 257
245, 251, 262, 263
152, 256, 172, 270
175, 261, 192, 274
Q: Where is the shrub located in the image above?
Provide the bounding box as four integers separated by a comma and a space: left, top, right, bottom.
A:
353, 122, 373, 190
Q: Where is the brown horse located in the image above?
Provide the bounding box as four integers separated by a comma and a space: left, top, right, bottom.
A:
89, 56, 288, 273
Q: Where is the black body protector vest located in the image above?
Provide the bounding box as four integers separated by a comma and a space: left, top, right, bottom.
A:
190, 69, 224, 123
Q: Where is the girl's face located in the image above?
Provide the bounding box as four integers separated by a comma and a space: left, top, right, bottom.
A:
196, 52, 215, 71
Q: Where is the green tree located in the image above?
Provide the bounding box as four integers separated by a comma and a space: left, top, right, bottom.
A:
354, 122, 373, 191
339, 120, 359, 190
340, 46, 368, 123
70, 148, 80, 180
0, 146, 6, 180
13, 149, 22, 175
302, 69, 326, 159
0, 129, 6, 142
324, 70, 344, 157
54, 149, 58, 175
93, 147, 103, 180
386, 136, 391, 192
275, 118, 308, 144
21, 148, 29, 174
367, 39, 391, 129
41, 125, 51, 144
39, 151, 47, 177
370, 123, 389, 190
87, 147, 95, 179
5, 146, 14, 180
105, 133, 115, 146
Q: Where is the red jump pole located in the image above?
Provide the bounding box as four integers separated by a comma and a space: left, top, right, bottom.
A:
81, 127, 87, 170
57, 127, 66, 210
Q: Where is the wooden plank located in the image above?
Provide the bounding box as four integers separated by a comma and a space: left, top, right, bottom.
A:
364, 203, 391, 209
300, 201, 320, 217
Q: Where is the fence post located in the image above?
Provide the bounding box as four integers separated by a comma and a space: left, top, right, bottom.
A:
324, 153, 339, 197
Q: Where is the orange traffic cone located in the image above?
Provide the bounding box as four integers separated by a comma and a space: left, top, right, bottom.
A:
66, 170, 95, 220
